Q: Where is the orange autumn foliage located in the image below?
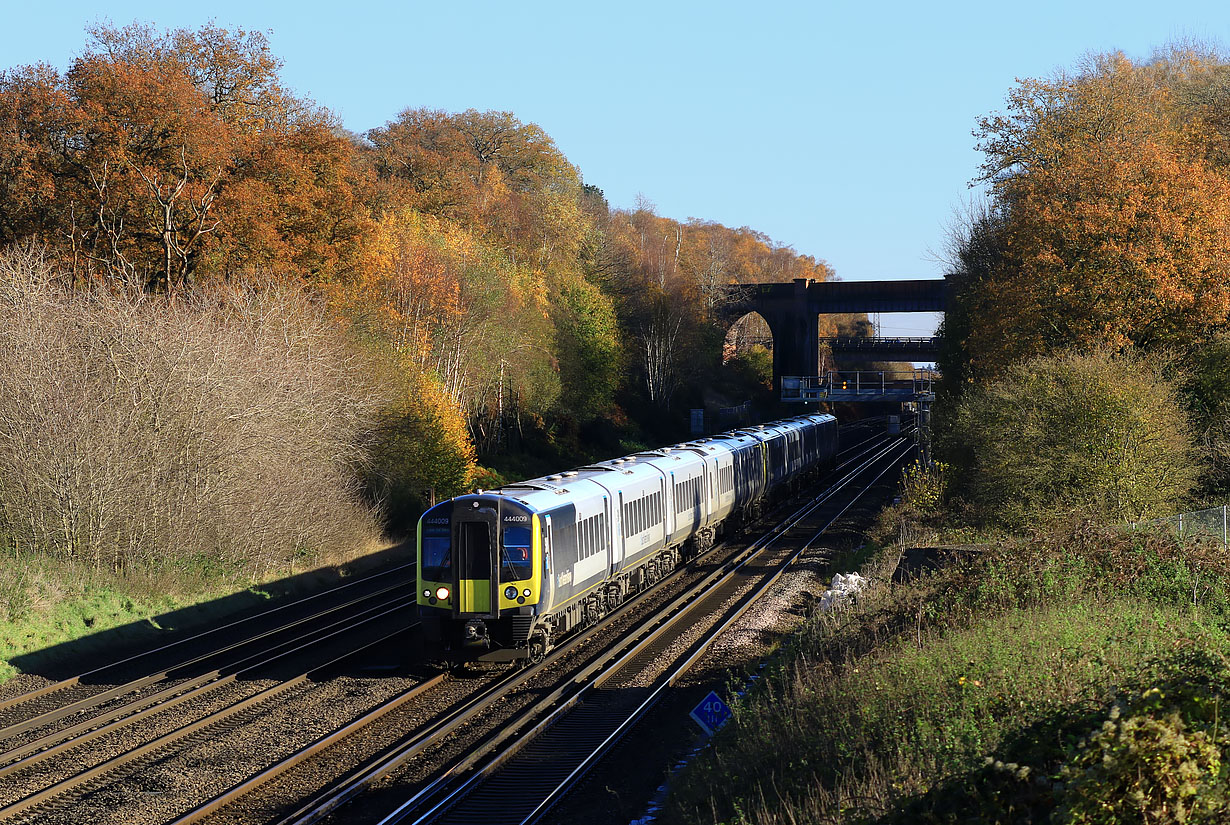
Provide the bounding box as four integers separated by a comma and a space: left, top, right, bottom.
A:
947, 51, 1230, 383
0, 22, 368, 290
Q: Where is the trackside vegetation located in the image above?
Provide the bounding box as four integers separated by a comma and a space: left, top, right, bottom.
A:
662, 44, 1230, 825
660, 525, 1230, 824
943, 348, 1201, 529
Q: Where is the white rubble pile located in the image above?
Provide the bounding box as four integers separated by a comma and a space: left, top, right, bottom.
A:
817, 571, 868, 612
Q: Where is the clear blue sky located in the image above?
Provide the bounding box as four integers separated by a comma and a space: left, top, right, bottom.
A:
3, 1, 1227, 337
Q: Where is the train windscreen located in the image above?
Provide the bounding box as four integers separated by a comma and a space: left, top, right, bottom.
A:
421, 535, 451, 582
500, 525, 533, 581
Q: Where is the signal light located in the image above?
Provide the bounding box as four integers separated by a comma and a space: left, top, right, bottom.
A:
435, 587, 450, 601
523, 588, 532, 598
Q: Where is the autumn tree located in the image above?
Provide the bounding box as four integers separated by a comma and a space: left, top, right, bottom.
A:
330, 210, 559, 447
365, 108, 586, 274
0, 22, 367, 289
945, 52, 1230, 386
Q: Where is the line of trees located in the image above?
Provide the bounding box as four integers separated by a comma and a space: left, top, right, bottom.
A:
939, 44, 1230, 524
0, 22, 853, 575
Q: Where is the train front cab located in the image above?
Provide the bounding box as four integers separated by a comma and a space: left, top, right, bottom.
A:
417, 496, 544, 662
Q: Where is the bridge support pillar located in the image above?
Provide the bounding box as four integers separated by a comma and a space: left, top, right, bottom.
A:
762, 279, 819, 395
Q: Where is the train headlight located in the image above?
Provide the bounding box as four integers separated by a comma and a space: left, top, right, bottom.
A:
522, 588, 532, 598
435, 586, 450, 601
504, 585, 517, 600
422, 589, 431, 599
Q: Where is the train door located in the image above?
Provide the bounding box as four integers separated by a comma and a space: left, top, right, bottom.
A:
455, 511, 497, 615
541, 515, 553, 609
613, 493, 625, 574
604, 495, 618, 575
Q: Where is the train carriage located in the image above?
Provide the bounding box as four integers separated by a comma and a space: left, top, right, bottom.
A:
417, 413, 838, 663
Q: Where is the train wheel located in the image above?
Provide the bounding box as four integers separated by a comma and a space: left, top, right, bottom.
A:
528, 631, 548, 664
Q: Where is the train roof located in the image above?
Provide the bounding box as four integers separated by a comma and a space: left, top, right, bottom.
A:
456, 412, 836, 511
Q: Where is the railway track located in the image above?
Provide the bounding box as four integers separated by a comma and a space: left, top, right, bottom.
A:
179, 425, 912, 825
0, 562, 417, 729
0, 564, 422, 824
0, 418, 904, 825
389, 434, 914, 825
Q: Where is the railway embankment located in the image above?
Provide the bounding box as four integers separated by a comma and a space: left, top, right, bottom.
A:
0, 539, 412, 695
656, 520, 1230, 824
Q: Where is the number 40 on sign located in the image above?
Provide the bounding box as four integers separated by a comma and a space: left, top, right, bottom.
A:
689, 690, 732, 736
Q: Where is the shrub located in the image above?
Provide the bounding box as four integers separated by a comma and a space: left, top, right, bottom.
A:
0, 247, 384, 585
1060, 708, 1223, 824
945, 348, 1200, 528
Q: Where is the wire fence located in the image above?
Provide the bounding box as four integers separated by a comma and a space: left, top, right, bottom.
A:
1135, 504, 1229, 549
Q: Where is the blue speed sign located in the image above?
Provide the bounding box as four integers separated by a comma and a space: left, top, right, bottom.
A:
689, 690, 732, 735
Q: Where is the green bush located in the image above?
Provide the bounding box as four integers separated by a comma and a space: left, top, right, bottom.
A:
944, 349, 1200, 528
1060, 707, 1223, 824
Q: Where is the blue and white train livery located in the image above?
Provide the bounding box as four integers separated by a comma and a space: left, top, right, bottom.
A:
416, 413, 838, 662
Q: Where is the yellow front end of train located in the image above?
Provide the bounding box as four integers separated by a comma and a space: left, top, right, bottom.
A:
416, 496, 545, 662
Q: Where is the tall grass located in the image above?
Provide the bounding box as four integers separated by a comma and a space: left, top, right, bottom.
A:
661, 525, 1230, 824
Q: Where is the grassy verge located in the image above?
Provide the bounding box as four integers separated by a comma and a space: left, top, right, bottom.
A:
660, 525, 1230, 824
0, 538, 394, 685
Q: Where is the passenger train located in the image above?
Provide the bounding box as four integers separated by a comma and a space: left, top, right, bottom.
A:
416, 413, 839, 663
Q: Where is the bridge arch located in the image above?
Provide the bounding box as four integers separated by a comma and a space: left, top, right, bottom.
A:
723, 311, 773, 363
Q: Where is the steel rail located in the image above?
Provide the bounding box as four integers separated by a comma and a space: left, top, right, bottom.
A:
0, 589, 418, 778
165, 673, 449, 825
376, 438, 912, 825
0, 579, 415, 744
0, 597, 417, 823
0, 562, 416, 715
